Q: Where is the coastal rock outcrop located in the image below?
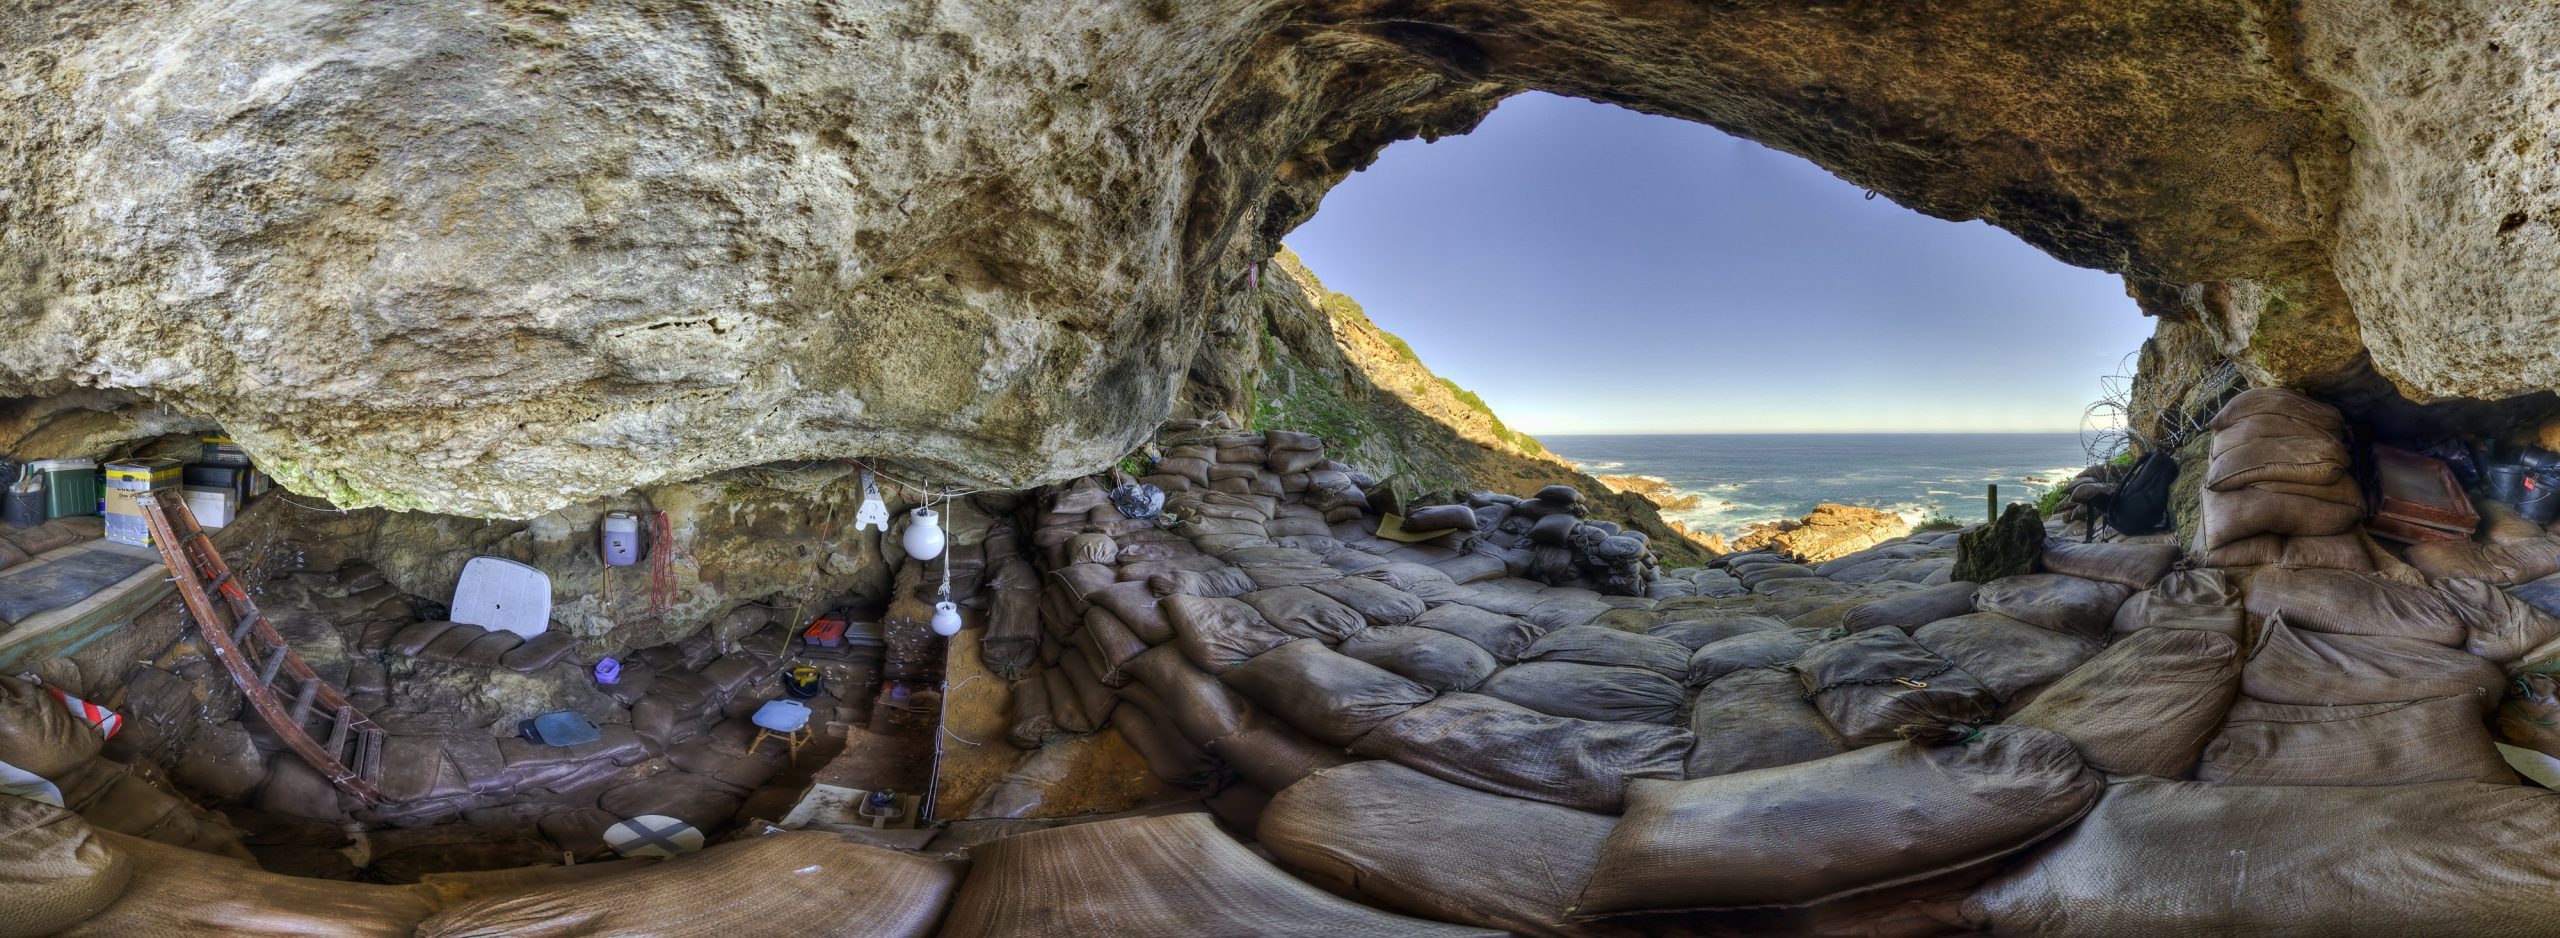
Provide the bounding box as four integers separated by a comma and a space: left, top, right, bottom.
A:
1733, 503, 1912, 565
8, 0, 2560, 515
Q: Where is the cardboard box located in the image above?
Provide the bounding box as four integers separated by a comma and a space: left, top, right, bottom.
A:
104, 457, 183, 519
104, 511, 151, 547
183, 486, 237, 528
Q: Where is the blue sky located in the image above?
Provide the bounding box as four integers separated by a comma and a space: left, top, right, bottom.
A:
1284, 92, 2155, 434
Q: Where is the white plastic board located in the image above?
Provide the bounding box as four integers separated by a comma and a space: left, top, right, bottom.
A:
603, 814, 704, 858
451, 556, 553, 637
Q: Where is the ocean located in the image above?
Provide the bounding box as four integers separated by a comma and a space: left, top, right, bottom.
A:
1542, 433, 2094, 540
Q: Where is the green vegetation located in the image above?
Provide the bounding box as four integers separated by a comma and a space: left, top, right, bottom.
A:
1434, 377, 1545, 454
2034, 484, 2071, 517
1913, 511, 1965, 533
1117, 455, 1148, 477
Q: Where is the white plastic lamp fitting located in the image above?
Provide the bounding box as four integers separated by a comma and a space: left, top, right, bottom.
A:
903, 507, 945, 561
930, 601, 963, 636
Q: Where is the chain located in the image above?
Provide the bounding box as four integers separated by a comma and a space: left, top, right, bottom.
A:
1798, 661, 1955, 702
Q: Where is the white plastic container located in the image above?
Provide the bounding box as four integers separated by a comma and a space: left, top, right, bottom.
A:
601, 512, 641, 567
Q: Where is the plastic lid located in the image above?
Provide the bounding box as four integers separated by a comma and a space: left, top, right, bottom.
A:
29, 459, 95, 471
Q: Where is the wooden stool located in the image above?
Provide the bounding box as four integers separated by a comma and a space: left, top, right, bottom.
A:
746, 698, 814, 763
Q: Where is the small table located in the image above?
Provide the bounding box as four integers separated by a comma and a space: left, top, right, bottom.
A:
747, 698, 814, 763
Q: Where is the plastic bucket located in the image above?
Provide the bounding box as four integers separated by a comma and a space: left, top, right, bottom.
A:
4, 485, 43, 529
2522, 474, 2560, 525
2490, 465, 2529, 505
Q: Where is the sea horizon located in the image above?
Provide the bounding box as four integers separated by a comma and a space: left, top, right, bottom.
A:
1540, 432, 2093, 540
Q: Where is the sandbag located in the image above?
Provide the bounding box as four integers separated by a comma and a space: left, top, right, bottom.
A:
1360, 561, 1468, 601
1518, 625, 1690, 677
2407, 536, 2560, 587
2205, 386, 2345, 432
2443, 576, 2560, 663
1402, 504, 1477, 533
938, 812, 1495, 937
1259, 762, 1617, 938
1148, 566, 1258, 599
1067, 533, 1117, 566
2197, 695, 2513, 786
2516, 570, 2560, 619
1238, 561, 1345, 591
1687, 627, 1828, 687
1122, 645, 1250, 746
2005, 627, 2241, 776
2204, 435, 2347, 491
1522, 595, 1610, 630
1108, 700, 1222, 790
1645, 611, 1787, 650
1238, 586, 1369, 642
1336, 625, 1498, 693
2243, 613, 2504, 706
1477, 661, 1686, 725
1737, 562, 1817, 589
1043, 665, 1094, 734
1266, 448, 1326, 474
1309, 576, 1426, 625
1795, 629, 1998, 745
2505, 673, 2560, 758
1161, 594, 1293, 674
1264, 429, 1323, 452
71, 831, 432, 937
2037, 539, 2178, 589
2200, 484, 2365, 546
2243, 566, 2469, 646
418, 832, 956, 938
0, 675, 104, 778
1350, 693, 1690, 813
1577, 726, 2100, 915
1838, 581, 1979, 634
1087, 580, 1174, 645
1221, 639, 1435, 747
0, 796, 130, 938
1407, 602, 1540, 661
1204, 713, 1358, 794
1912, 612, 2100, 708
2110, 568, 2246, 639
1972, 573, 2133, 642
1684, 667, 1849, 777
1429, 552, 1507, 585
1965, 778, 2560, 937
1007, 672, 1063, 749
1058, 651, 1119, 734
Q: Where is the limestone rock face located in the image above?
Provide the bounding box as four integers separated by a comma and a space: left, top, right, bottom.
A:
5, 0, 2558, 515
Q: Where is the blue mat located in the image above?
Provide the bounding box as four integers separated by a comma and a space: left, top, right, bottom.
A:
0, 550, 154, 624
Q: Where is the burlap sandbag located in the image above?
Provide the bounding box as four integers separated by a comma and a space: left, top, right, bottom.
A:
1839, 581, 1979, 634
2038, 539, 2178, 589
419, 832, 956, 938
1523, 595, 1611, 630
2501, 673, 2560, 757
1912, 612, 2101, 708
1407, 602, 1541, 660
1402, 504, 1477, 533
2243, 566, 2469, 646
1238, 585, 1369, 642
1220, 639, 1435, 747
1965, 778, 2560, 937
2407, 536, 2560, 587
1109, 698, 1222, 789
2204, 435, 2347, 491
1685, 667, 1849, 777
0, 795, 130, 938
1007, 671, 1064, 749
1648, 610, 1789, 648
1577, 726, 2101, 915
1203, 711, 1358, 794
1359, 561, 1470, 602
1122, 645, 1250, 746
2205, 386, 2344, 432
2200, 484, 2364, 546
2442, 577, 2560, 663
1738, 562, 1818, 589
69, 830, 433, 937
2005, 627, 2241, 777
1336, 625, 1498, 693
938, 812, 1497, 937
1687, 626, 1829, 687
2483, 499, 2551, 543
1042, 666, 1093, 734
0, 674, 101, 778
1518, 625, 1691, 677
1475, 660, 1686, 725
1259, 762, 1627, 938
1795, 629, 1998, 745
2244, 613, 2504, 706
1351, 693, 1690, 813
2110, 568, 2246, 639
1079, 606, 1149, 678
1161, 594, 1293, 673
1309, 576, 1426, 625
1148, 566, 1258, 599
1972, 573, 2133, 642
2196, 695, 2514, 786
1087, 579, 1174, 645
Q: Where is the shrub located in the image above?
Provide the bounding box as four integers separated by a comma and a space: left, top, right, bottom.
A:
1913, 511, 1964, 533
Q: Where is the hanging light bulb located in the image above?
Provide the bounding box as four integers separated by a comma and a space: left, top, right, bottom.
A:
902, 506, 944, 561
930, 600, 963, 636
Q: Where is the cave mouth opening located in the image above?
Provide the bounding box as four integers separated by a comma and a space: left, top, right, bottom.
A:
1278, 91, 2156, 538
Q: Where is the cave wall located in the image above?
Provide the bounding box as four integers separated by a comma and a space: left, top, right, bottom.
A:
5, 0, 2556, 516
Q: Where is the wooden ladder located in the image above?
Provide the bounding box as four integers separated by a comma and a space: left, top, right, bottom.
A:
138, 490, 386, 804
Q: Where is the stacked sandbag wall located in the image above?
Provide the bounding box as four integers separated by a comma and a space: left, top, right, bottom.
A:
2191, 388, 2371, 570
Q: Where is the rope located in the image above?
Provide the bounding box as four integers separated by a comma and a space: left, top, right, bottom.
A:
1799, 661, 1955, 702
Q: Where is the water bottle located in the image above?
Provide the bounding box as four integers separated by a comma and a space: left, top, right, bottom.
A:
601, 512, 640, 566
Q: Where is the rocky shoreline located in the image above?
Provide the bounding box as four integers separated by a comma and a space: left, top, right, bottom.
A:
1597, 474, 1704, 512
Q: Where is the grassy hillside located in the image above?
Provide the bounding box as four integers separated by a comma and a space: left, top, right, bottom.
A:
1236, 248, 1712, 566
